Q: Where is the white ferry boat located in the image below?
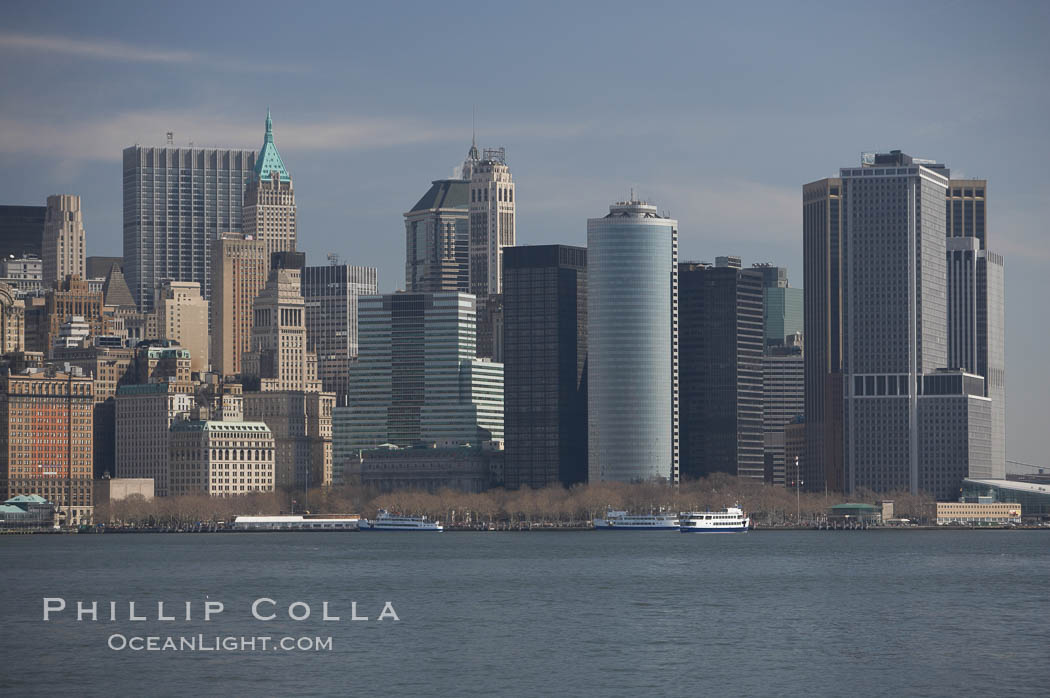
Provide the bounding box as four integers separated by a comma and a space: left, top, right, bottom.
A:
232, 515, 360, 531
358, 509, 443, 532
679, 506, 750, 533
593, 510, 680, 530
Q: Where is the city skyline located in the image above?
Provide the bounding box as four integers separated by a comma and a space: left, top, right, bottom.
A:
0, 1, 1047, 466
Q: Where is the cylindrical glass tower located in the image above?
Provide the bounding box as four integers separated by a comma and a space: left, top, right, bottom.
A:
587, 200, 678, 483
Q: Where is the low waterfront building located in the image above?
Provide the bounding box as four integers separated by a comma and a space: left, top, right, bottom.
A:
168, 420, 275, 497
935, 501, 1021, 526
0, 494, 55, 529
827, 503, 881, 525
359, 443, 504, 493
962, 478, 1050, 517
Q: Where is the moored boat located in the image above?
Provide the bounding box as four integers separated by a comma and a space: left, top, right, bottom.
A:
679, 506, 750, 533
358, 509, 443, 532
593, 510, 680, 530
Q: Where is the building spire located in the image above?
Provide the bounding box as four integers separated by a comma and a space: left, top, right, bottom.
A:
253, 108, 290, 183
468, 105, 479, 162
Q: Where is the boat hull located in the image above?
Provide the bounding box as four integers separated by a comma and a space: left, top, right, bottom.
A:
594, 523, 679, 530
679, 526, 749, 533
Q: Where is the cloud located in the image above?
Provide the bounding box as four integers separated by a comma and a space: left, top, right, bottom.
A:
0, 110, 466, 162
0, 32, 297, 73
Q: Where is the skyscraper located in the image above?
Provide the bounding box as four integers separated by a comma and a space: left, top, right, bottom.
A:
802, 176, 844, 492
946, 179, 987, 247
241, 110, 297, 262
587, 200, 678, 483
468, 147, 515, 358
242, 253, 335, 491
339, 292, 504, 452
123, 145, 257, 311
838, 150, 990, 495
242, 254, 321, 393
947, 237, 1006, 478
678, 262, 765, 481
503, 245, 588, 489
42, 194, 86, 288
404, 178, 469, 294
302, 262, 378, 402
211, 233, 268, 378
155, 280, 209, 373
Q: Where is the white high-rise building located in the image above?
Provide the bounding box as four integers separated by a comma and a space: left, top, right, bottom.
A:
587, 199, 679, 484
468, 145, 515, 359
122, 146, 256, 312
840, 150, 992, 498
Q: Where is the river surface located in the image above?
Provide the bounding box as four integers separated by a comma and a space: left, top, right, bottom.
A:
1, 530, 1047, 697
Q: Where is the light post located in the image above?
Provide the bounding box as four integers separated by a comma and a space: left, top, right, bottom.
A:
795, 456, 802, 525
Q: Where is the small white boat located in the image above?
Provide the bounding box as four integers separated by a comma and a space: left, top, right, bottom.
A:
679, 506, 750, 533
593, 510, 680, 530
358, 509, 443, 532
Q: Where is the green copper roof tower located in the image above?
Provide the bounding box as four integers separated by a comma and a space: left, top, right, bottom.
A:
253, 108, 291, 183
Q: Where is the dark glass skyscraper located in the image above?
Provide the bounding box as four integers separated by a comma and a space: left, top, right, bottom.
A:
0, 205, 45, 259
802, 177, 844, 492
678, 262, 765, 481
503, 245, 587, 489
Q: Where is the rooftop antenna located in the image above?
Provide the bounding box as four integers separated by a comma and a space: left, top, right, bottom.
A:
166, 131, 174, 146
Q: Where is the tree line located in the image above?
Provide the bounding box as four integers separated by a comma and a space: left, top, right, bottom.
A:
95, 474, 936, 528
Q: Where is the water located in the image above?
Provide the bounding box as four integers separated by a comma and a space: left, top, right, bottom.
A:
1, 531, 1047, 697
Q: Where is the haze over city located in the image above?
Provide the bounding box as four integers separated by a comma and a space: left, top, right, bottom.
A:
0, 0, 1047, 464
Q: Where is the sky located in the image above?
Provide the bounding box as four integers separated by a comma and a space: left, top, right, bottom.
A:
1, 0, 1048, 467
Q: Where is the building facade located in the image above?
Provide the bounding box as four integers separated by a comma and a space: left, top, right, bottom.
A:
243, 390, 333, 491
0, 368, 94, 524
42, 194, 86, 289
946, 179, 987, 248
302, 263, 378, 402
169, 420, 275, 497
763, 346, 805, 486
243, 262, 321, 393
114, 381, 193, 496
404, 178, 469, 294
211, 233, 268, 378
468, 147, 515, 359
0, 205, 45, 259
587, 200, 678, 483
802, 176, 844, 493
156, 280, 209, 373
678, 263, 765, 481
122, 145, 257, 311
241, 111, 297, 262
840, 150, 991, 496
359, 444, 502, 493
0, 283, 25, 353
503, 245, 588, 489
340, 292, 504, 455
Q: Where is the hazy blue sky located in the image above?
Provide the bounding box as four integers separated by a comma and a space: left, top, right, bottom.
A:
1, 1, 1047, 466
